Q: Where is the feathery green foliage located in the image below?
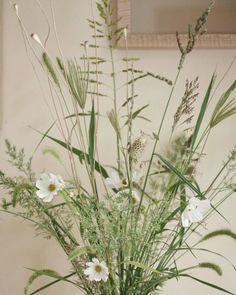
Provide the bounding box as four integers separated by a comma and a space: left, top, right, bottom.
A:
198, 262, 223, 276
42, 52, 60, 88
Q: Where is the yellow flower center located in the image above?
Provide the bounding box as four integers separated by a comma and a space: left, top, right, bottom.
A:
95, 265, 102, 273
48, 184, 56, 192
131, 196, 137, 204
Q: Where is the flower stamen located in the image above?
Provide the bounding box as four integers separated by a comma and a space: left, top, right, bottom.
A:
48, 184, 56, 192
95, 265, 102, 273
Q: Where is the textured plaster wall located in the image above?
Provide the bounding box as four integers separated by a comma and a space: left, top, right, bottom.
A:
0, 1, 236, 294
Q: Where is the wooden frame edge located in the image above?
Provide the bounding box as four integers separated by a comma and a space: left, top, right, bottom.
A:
117, 0, 236, 49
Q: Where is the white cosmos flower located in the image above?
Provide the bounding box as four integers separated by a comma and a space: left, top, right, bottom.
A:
181, 197, 211, 227
84, 258, 109, 282
129, 190, 140, 206
36, 173, 65, 203
118, 189, 140, 206
105, 172, 127, 190
131, 169, 143, 184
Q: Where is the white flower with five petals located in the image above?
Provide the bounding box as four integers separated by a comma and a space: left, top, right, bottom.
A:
84, 258, 109, 282
36, 173, 65, 203
181, 197, 211, 227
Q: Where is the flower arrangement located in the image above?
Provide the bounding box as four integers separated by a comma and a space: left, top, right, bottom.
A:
1, 1, 236, 294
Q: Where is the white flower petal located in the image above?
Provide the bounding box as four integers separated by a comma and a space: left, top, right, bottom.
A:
93, 273, 102, 281
105, 172, 121, 190
188, 211, 202, 223
189, 197, 200, 206
181, 211, 190, 227
42, 193, 54, 203
84, 268, 92, 275
105, 178, 116, 189
181, 197, 210, 227
132, 169, 143, 183
93, 258, 100, 264
36, 180, 48, 190
40, 173, 50, 182
36, 190, 49, 199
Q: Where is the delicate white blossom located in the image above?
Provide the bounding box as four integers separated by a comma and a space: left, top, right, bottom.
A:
181, 197, 211, 227
105, 172, 127, 190
36, 173, 65, 203
13, 3, 19, 16
84, 258, 109, 282
131, 169, 143, 184
129, 190, 140, 206
118, 189, 140, 206
105, 169, 144, 190
31, 33, 44, 48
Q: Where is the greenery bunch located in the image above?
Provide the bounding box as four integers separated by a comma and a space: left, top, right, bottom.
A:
1, 1, 236, 294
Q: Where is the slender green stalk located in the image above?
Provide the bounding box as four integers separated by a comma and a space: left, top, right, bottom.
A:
138, 69, 182, 212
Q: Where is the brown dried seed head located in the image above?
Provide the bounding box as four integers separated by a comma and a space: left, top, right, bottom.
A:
129, 135, 147, 160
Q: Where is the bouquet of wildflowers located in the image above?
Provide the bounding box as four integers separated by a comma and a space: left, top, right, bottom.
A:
1, 1, 236, 294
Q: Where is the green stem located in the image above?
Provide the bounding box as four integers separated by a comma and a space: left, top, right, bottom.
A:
138, 69, 181, 212
30, 272, 78, 295
110, 45, 121, 173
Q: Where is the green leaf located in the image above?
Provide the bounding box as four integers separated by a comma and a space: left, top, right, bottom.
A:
179, 274, 235, 295
127, 261, 161, 274
68, 246, 94, 261
50, 136, 108, 178
136, 115, 151, 122
29, 272, 76, 295
88, 101, 95, 170
34, 128, 108, 178
191, 73, 216, 150
210, 92, 236, 127
211, 80, 236, 125
124, 104, 149, 126
201, 229, 236, 242
64, 112, 98, 120
24, 268, 70, 295
177, 247, 236, 271
33, 123, 55, 153
156, 153, 202, 196
121, 94, 138, 107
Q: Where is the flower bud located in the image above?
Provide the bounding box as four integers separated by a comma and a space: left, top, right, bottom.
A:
31, 33, 44, 48
13, 3, 19, 16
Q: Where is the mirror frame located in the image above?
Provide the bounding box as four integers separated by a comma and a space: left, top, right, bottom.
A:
117, 0, 236, 48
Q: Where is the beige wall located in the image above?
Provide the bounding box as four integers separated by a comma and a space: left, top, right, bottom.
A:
131, 0, 236, 33
0, 0, 236, 294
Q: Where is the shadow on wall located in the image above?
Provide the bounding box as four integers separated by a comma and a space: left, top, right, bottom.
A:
0, 0, 3, 128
